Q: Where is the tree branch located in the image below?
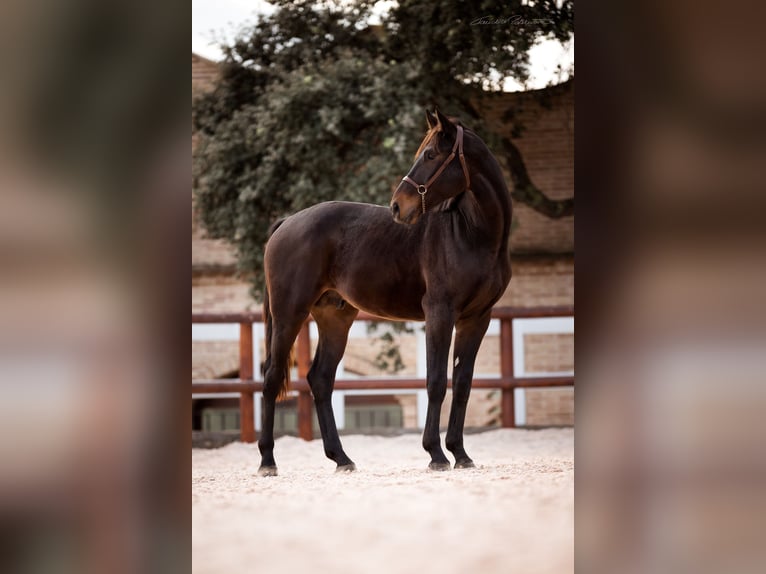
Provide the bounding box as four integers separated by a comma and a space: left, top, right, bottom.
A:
502, 137, 574, 219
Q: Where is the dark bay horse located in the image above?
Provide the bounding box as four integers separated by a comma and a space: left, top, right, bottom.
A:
258, 110, 512, 475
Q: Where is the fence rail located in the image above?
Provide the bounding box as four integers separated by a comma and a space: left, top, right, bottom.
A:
192, 306, 574, 442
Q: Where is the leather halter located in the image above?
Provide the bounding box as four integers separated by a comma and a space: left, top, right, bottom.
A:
401, 125, 471, 213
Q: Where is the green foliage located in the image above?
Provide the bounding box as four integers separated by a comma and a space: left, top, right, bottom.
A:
193, 0, 574, 297
386, 1, 573, 93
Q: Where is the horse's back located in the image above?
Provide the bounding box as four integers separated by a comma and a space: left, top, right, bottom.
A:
266, 201, 391, 258
264, 201, 391, 284
265, 201, 426, 320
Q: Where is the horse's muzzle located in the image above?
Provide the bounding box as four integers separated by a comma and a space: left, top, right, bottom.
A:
390, 199, 418, 225
391, 201, 401, 220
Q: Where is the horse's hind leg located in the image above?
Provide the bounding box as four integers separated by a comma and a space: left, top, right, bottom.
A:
258, 309, 308, 477
445, 312, 491, 469
308, 293, 358, 472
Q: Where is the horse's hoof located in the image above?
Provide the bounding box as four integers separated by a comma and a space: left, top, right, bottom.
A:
454, 460, 476, 469
335, 463, 357, 473
257, 466, 278, 477
428, 461, 451, 472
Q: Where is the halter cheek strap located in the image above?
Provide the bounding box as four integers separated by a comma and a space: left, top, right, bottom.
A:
401, 125, 471, 213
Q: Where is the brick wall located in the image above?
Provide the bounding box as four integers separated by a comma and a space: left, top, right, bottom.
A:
525, 389, 574, 426
381, 80, 577, 425
524, 333, 574, 373
192, 281, 257, 314
192, 341, 239, 379
192, 53, 219, 97
192, 53, 239, 269
523, 332, 574, 426
480, 80, 574, 254
498, 255, 574, 307
483, 82, 574, 428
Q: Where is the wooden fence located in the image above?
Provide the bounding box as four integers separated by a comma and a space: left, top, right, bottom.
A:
192, 306, 574, 442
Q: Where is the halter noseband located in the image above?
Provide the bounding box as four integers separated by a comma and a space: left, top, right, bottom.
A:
401, 125, 472, 214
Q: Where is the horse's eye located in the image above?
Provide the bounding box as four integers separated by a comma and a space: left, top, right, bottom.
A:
425, 150, 435, 161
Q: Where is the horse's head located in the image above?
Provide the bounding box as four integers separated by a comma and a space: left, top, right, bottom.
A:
390, 110, 471, 225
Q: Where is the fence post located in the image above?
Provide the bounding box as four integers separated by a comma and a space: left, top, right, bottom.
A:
296, 322, 313, 440
239, 322, 256, 442
500, 317, 516, 427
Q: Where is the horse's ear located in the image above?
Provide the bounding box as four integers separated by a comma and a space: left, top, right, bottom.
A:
426, 109, 438, 129
435, 109, 457, 140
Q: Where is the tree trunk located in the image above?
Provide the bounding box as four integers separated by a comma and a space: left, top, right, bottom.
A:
503, 137, 574, 219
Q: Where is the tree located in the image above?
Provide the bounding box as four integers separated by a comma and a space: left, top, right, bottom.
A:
193, 0, 574, 298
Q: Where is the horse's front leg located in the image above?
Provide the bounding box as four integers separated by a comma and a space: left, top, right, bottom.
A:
446, 312, 492, 469
422, 303, 455, 471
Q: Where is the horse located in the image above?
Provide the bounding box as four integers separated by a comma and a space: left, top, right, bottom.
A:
258, 109, 512, 475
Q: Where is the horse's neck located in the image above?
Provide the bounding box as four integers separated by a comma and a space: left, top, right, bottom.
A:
457, 169, 512, 254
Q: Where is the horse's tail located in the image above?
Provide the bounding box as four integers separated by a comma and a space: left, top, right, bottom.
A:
261, 219, 292, 401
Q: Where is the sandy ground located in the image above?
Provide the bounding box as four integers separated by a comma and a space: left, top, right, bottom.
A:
192, 428, 573, 574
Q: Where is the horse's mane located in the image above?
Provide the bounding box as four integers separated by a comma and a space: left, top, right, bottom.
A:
415, 118, 507, 237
